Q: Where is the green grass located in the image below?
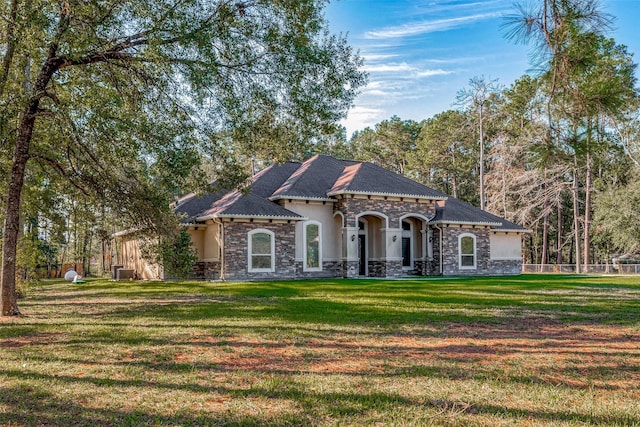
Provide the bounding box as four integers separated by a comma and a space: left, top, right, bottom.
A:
1, 274, 639, 426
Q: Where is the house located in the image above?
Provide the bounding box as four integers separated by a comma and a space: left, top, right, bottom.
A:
116, 154, 528, 280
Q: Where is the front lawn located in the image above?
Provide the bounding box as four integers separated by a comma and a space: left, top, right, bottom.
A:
1, 274, 638, 426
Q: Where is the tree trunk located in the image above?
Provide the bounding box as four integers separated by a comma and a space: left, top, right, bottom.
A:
529, 234, 535, 264
583, 150, 592, 271
1, 54, 59, 315
572, 165, 581, 274
452, 173, 458, 198
541, 177, 549, 265
1, 108, 36, 315
542, 210, 549, 266
556, 198, 563, 264
479, 105, 485, 210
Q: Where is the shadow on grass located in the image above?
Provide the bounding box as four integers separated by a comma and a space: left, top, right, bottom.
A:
27, 274, 640, 327
1, 373, 638, 426
89, 294, 640, 328
0, 383, 303, 426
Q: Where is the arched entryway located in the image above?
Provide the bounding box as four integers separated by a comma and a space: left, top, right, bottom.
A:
399, 214, 431, 276
355, 212, 387, 277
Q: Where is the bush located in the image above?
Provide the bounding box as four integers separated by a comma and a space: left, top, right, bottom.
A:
158, 228, 198, 280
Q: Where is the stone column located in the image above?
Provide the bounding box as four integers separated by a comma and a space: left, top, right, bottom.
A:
382, 227, 403, 277
342, 226, 359, 278
420, 227, 429, 276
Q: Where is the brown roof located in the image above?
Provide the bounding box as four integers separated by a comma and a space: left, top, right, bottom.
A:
270, 155, 358, 200
328, 161, 448, 200
175, 155, 527, 231
432, 197, 528, 231
175, 162, 303, 222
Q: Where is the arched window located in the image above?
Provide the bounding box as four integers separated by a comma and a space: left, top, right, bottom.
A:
459, 233, 476, 269
304, 221, 322, 271
248, 229, 275, 272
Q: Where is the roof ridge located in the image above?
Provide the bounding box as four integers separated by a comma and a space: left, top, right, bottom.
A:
269, 154, 349, 199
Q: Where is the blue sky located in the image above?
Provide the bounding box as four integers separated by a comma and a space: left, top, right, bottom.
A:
325, 0, 640, 136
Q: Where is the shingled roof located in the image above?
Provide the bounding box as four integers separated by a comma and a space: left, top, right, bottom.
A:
270, 155, 358, 200
175, 162, 303, 222
328, 161, 448, 200
432, 196, 529, 231
174, 155, 527, 231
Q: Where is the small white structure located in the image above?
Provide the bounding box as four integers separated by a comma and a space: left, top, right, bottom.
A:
64, 269, 77, 282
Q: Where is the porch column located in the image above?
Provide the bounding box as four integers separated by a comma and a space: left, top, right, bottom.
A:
382, 227, 403, 277
342, 226, 359, 278
420, 227, 428, 275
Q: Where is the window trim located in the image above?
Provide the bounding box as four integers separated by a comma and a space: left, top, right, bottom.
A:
303, 220, 322, 272
458, 233, 477, 270
248, 229, 275, 273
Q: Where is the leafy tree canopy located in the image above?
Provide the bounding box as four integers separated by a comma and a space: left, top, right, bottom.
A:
0, 0, 365, 314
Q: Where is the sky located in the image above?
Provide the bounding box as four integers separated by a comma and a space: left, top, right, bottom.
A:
325, 0, 640, 137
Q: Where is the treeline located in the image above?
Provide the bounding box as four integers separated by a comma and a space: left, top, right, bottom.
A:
316, 39, 639, 268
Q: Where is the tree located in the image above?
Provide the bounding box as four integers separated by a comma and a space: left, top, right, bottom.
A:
409, 110, 477, 202
456, 76, 501, 210
594, 170, 640, 256
348, 116, 421, 175
157, 228, 199, 280
0, 0, 365, 315
503, 0, 637, 272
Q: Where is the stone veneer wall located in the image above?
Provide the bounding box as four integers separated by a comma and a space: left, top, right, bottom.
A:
222, 221, 297, 281
190, 261, 221, 280
294, 261, 343, 278
413, 259, 426, 276
368, 260, 386, 277
335, 196, 435, 278
441, 226, 491, 276
438, 226, 523, 276
488, 259, 522, 275
343, 261, 358, 278
335, 197, 436, 228
428, 226, 442, 275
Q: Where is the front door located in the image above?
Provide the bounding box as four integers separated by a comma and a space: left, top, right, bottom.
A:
358, 234, 366, 276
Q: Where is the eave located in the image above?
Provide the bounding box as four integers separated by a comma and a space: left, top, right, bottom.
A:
327, 190, 448, 201
268, 195, 335, 203
430, 220, 502, 227
196, 213, 307, 222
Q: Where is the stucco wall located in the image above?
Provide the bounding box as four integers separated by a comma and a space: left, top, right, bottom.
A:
187, 228, 205, 260
186, 222, 221, 262
283, 201, 342, 262
118, 237, 162, 280
490, 233, 522, 260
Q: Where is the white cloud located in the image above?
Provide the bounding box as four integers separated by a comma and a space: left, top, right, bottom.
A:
364, 12, 505, 39
363, 62, 454, 78
361, 53, 400, 61
415, 69, 452, 77
341, 105, 385, 135
362, 62, 414, 73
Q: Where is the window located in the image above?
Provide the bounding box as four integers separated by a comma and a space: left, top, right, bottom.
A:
304, 221, 322, 271
248, 229, 275, 272
459, 233, 476, 269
